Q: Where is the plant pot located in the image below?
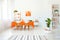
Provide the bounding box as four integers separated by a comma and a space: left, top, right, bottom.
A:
45, 27, 50, 31
47, 23, 50, 28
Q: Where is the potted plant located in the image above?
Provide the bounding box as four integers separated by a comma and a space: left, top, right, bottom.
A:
45, 18, 51, 30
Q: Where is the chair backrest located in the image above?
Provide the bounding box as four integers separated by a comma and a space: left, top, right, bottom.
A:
14, 10, 21, 21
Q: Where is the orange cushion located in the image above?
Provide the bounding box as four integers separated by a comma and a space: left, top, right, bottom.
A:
28, 21, 34, 28
19, 20, 25, 26
11, 21, 17, 28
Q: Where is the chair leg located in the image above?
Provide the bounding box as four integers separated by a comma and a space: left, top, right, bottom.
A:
24, 26, 26, 30
28, 25, 29, 30
21, 26, 23, 30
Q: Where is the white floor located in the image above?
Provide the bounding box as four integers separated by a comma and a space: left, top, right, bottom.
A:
0, 27, 59, 40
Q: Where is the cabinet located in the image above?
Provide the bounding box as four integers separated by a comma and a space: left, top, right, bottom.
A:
52, 4, 59, 29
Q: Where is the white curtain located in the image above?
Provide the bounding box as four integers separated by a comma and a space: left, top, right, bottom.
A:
0, 0, 2, 31
1, 0, 15, 21
0, 0, 15, 31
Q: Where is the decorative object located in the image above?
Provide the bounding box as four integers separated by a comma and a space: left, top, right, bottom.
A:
54, 9, 59, 13
34, 19, 39, 27
14, 10, 18, 13
45, 18, 51, 28
26, 11, 31, 16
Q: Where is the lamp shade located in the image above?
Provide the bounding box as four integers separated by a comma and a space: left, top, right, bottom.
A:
26, 11, 31, 16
